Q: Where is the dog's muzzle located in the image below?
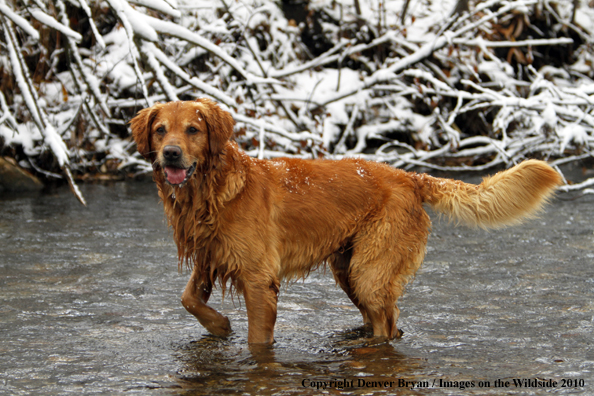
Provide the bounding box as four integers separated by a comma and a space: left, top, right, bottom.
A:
161, 145, 197, 186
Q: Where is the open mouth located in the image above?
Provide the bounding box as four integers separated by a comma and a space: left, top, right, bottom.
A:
164, 162, 197, 186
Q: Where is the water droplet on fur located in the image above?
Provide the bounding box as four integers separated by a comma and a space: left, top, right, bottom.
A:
172, 190, 176, 200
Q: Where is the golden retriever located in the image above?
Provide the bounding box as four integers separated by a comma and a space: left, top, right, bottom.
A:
130, 99, 562, 344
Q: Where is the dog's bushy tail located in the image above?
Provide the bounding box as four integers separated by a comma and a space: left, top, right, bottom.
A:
416, 160, 563, 229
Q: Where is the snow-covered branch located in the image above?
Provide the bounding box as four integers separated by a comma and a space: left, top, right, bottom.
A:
0, 0, 593, 197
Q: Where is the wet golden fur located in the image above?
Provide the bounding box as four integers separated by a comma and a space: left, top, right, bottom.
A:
130, 99, 563, 344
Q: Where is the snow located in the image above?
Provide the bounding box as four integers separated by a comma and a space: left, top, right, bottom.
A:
29, 8, 83, 43
99, 29, 135, 88
77, 0, 106, 49
43, 124, 70, 167
177, 47, 207, 67
558, 124, 589, 154
1, 0, 594, 198
137, 11, 251, 80
39, 82, 64, 107
122, 4, 159, 42
130, 0, 181, 18
541, 101, 557, 131
573, 3, 594, 35
0, 4, 39, 40
145, 41, 235, 106
3, 4, 85, 199
144, 42, 179, 101
0, 124, 42, 156
478, 61, 516, 89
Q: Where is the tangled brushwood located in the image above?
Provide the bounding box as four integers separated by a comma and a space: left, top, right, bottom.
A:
0, 0, 593, 202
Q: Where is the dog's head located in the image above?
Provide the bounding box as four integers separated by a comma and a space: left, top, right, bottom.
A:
130, 99, 234, 185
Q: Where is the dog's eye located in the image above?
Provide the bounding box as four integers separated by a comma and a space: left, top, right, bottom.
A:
156, 126, 166, 135
187, 127, 198, 135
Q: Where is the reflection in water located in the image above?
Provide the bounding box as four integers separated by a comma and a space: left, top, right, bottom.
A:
175, 329, 426, 395
0, 181, 593, 395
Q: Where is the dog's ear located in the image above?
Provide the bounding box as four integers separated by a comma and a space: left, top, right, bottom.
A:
197, 99, 234, 156
130, 105, 160, 161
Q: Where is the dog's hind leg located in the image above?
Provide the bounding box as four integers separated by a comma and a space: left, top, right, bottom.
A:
349, 256, 402, 339
328, 246, 370, 327
181, 266, 232, 337
349, 203, 430, 339
349, 254, 411, 339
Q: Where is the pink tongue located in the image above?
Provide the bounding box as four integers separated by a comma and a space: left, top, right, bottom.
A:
165, 166, 187, 184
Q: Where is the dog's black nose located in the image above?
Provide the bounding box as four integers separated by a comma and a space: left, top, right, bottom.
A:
163, 145, 182, 161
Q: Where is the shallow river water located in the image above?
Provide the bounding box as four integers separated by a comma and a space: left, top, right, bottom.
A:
1, 175, 593, 395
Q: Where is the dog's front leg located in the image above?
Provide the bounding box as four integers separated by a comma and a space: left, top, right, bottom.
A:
181, 266, 231, 337
242, 278, 279, 345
